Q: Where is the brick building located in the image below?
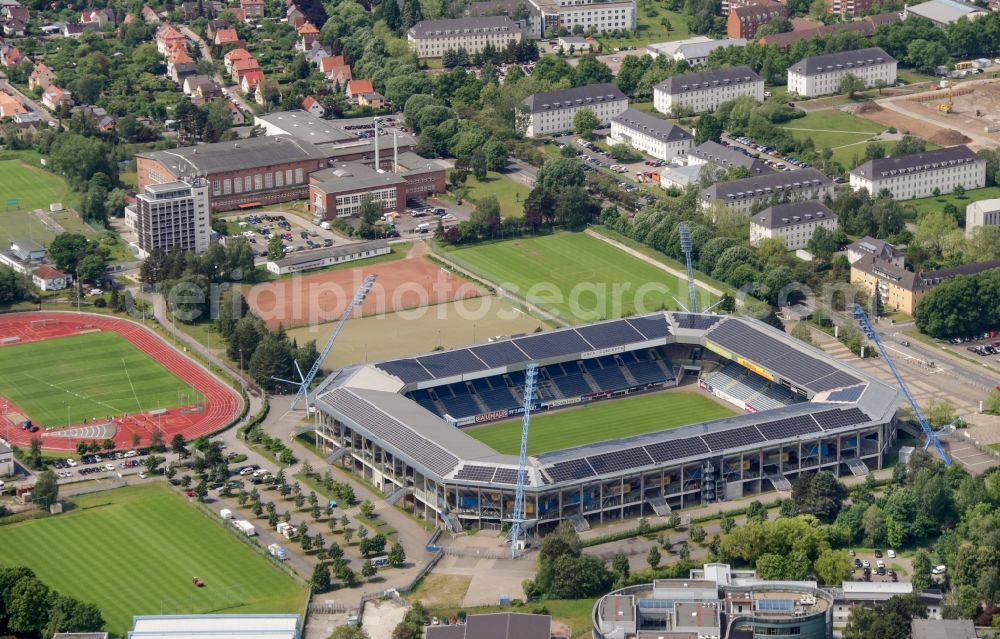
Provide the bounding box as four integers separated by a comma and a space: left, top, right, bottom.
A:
728, 0, 786, 39
136, 136, 329, 212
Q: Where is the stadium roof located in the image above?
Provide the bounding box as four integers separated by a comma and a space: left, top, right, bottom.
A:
788, 47, 895, 76
138, 136, 326, 177
611, 109, 692, 143
851, 145, 983, 181
311, 312, 900, 488
655, 66, 761, 95
751, 201, 837, 229
522, 83, 626, 114
129, 615, 300, 639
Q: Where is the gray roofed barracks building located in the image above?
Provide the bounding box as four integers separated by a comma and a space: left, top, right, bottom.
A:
788, 47, 896, 98
609, 109, 693, 161
520, 83, 627, 138
701, 167, 834, 213
750, 201, 838, 250
849, 145, 985, 200
407, 16, 522, 59
654, 65, 763, 116
688, 140, 773, 176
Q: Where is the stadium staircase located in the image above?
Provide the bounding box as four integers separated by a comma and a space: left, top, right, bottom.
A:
568, 514, 590, 532
646, 495, 672, 516
325, 448, 348, 464
385, 485, 411, 505
844, 457, 870, 477
444, 512, 463, 533
766, 473, 792, 491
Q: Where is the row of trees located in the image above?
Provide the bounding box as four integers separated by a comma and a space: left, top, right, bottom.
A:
914, 268, 1000, 338
0, 566, 104, 638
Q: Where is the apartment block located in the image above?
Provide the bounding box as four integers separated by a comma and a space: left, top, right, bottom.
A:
609, 109, 693, 161
849, 146, 985, 200
407, 16, 522, 59
126, 180, 210, 258
520, 83, 627, 138
653, 66, 763, 116
787, 47, 896, 98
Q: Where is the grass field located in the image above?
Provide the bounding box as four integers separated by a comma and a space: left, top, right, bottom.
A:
466, 390, 735, 455
0, 332, 203, 427
902, 186, 1000, 219
448, 232, 718, 322
599, 5, 690, 50
0, 484, 305, 635
781, 110, 886, 159
455, 172, 531, 218
0, 155, 95, 248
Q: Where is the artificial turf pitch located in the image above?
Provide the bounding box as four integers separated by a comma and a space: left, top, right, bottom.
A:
0, 484, 305, 634
449, 232, 717, 323
466, 390, 736, 455
0, 331, 203, 427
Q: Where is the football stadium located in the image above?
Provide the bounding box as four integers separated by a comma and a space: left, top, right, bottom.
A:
309, 312, 901, 533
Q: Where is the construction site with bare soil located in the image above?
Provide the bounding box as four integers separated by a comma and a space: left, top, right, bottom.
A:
857, 78, 1000, 150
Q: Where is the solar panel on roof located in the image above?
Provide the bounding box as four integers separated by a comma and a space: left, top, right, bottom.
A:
645, 436, 709, 462
756, 599, 796, 612
702, 426, 765, 451
375, 359, 433, 383
756, 414, 822, 440
672, 313, 723, 330
826, 385, 866, 402
587, 447, 654, 475
514, 330, 592, 360
810, 370, 862, 392
469, 339, 529, 368
575, 320, 646, 350
416, 349, 486, 378
812, 407, 869, 430
545, 458, 596, 483
454, 464, 497, 482
626, 315, 672, 340
492, 468, 521, 484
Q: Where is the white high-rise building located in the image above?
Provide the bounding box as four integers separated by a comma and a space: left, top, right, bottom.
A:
126, 180, 210, 258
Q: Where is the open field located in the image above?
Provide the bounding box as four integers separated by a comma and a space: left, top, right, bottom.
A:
466, 390, 735, 455
782, 110, 886, 161
0, 331, 202, 427
0, 484, 305, 635
245, 256, 485, 328
448, 232, 718, 323
0, 155, 94, 247
286, 298, 545, 369
457, 172, 531, 218
902, 186, 1000, 219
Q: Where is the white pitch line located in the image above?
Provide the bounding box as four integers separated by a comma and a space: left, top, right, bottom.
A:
120, 358, 144, 414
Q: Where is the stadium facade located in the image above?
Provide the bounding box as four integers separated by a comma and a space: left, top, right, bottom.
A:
309, 312, 901, 533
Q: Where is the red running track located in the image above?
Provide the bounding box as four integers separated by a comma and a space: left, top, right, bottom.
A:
0, 312, 243, 452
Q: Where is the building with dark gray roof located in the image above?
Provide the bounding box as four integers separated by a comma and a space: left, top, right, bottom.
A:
654, 66, 763, 116
407, 16, 522, 58
788, 47, 896, 97
688, 140, 772, 176
521, 83, 627, 138
701, 167, 834, 212
609, 108, 693, 161
850, 145, 985, 200
750, 201, 838, 250
309, 310, 900, 534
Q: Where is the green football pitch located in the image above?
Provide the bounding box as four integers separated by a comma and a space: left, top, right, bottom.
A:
0, 332, 203, 427
466, 390, 736, 455
449, 232, 718, 323
0, 484, 305, 634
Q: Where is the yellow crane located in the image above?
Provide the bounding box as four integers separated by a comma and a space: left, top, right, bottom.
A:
938, 79, 954, 114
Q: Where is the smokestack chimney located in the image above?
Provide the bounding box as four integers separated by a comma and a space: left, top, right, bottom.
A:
374, 118, 380, 172
393, 130, 398, 173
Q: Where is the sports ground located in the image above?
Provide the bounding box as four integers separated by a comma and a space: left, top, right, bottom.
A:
0, 331, 202, 426
0, 484, 305, 635
0, 313, 242, 450
466, 390, 735, 455
448, 233, 717, 323
0, 155, 91, 246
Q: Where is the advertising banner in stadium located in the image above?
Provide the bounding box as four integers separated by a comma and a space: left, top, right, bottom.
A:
735, 357, 775, 382
545, 397, 582, 409
581, 345, 627, 359
712, 387, 747, 411
703, 340, 733, 360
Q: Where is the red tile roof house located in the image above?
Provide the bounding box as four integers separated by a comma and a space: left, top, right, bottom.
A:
28, 62, 54, 91
302, 95, 325, 116
240, 69, 265, 94
241, 0, 265, 18
224, 47, 254, 75
296, 21, 319, 50
32, 264, 70, 291
214, 27, 240, 46
231, 57, 261, 83
156, 24, 186, 55
42, 85, 71, 111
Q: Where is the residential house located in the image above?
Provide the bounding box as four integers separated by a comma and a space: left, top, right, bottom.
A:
61, 23, 86, 37
319, 55, 352, 83
183, 74, 214, 96
71, 104, 115, 131
180, 2, 202, 21
0, 44, 22, 67
214, 27, 240, 46
346, 79, 374, 101
81, 7, 114, 28
28, 62, 54, 91
302, 95, 324, 116
255, 79, 279, 105
286, 3, 305, 27
296, 22, 319, 51
224, 47, 254, 76
2, 17, 24, 36
225, 100, 245, 125
0, 91, 25, 117
728, 0, 786, 39
357, 90, 385, 108
141, 5, 160, 23
122, 12, 136, 25
32, 264, 70, 291
229, 7, 248, 22
232, 57, 261, 84
303, 41, 330, 65
241, 0, 265, 18
206, 19, 229, 39
41, 85, 71, 111
168, 49, 197, 82
156, 24, 186, 56
193, 81, 222, 104
241, 69, 265, 94
845, 236, 904, 267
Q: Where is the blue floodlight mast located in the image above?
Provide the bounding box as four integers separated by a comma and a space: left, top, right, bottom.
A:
851, 304, 951, 465
510, 363, 538, 559
679, 223, 698, 313
275, 274, 377, 409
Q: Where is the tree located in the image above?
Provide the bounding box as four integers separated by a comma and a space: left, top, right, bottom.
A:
695, 112, 723, 144
310, 564, 331, 593
361, 559, 376, 579
77, 254, 107, 286
926, 398, 956, 428
720, 514, 736, 533
48, 233, 90, 273
248, 332, 295, 389
791, 471, 847, 522
572, 107, 600, 139
267, 235, 285, 260
688, 523, 706, 543
33, 470, 59, 509
171, 433, 188, 458
379, 0, 401, 30
814, 549, 853, 585
912, 550, 933, 590
647, 545, 661, 569
536, 157, 585, 191
839, 72, 866, 99
330, 626, 369, 639
746, 500, 768, 523
907, 39, 948, 75
790, 321, 814, 345
401, 0, 422, 28
377, 541, 403, 569
360, 500, 375, 518
612, 551, 630, 577
7, 577, 50, 633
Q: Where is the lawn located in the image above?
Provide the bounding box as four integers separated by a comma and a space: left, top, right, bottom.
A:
466, 390, 735, 455
0, 155, 95, 247
901, 186, 1000, 219
598, 5, 690, 50
0, 484, 305, 635
447, 232, 718, 323
0, 331, 203, 427
781, 110, 886, 156
456, 172, 531, 218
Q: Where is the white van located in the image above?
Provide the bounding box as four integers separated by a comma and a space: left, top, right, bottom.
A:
220, 508, 233, 520
268, 544, 287, 560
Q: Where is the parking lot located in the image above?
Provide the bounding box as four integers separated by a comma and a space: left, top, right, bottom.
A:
848, 548, 913, 584
50, 449, 153, 483
227, 213, 332, 259
722, 133, 816, 173
951, 329, 1000, 372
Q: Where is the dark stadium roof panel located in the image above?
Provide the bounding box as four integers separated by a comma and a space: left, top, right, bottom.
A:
416, 349, 489, 379
545, 458, 597, 483
575, 320, 646, 350
515, 330, 594, 360
826, 385, 866, 402
470, 340, 530, 368
756, 414, 823, 440
702, 425, 766, 450
627, 315, 672, 340
455, 464, 497, 482
375, 359, 432, 384
492, 468, 522, 484
645, 436, 711, 463
672, 313, 723, 331
587, 447, 654, 475
812, 407, 870, 430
